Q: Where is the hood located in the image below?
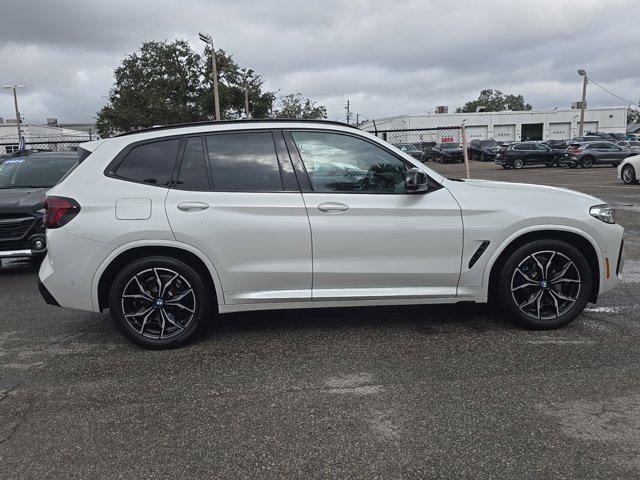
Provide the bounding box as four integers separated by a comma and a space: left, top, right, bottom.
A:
0, 187, 48, 212
458, 178, 601, 202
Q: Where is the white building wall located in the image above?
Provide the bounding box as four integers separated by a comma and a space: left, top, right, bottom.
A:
363, 107, 628, 142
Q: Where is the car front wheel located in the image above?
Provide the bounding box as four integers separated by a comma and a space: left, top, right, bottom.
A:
512, 158, 525, 169
497, 240, 592, 329
622, 164, 637, 184
580, 156, 594, 168
109, 256, 212, 349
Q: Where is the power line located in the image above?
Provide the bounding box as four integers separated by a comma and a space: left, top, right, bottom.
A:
586, 75, 639, 108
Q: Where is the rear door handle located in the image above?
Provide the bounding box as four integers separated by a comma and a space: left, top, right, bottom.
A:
317, 202, 349, 213
177, 201, 209, 211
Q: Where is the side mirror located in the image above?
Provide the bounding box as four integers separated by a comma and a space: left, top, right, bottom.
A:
405, 167, 429, 193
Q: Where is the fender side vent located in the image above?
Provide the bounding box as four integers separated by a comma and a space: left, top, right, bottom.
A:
468, 241, 490, 269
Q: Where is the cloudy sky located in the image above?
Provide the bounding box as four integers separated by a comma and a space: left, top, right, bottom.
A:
1, 0, 638, 124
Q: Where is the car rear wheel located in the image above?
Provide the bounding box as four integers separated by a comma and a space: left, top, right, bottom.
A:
108, 256, 212, 349
513, 158, 525, 169
497, 240, 592, 329
622, 164, 637, 184
580, 156, 594, 168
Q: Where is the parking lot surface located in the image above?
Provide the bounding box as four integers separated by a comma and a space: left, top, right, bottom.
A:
1, 163, 639, 479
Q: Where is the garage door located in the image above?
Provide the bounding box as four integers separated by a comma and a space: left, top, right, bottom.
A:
494, 124, 515, 142
578, 121, 598, 135
465, 125, 488, 140
548, 122, 571, 140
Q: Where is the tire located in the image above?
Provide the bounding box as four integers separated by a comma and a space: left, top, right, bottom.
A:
622, 164, 637, 185
513, 158, 525, 169
497, 240, 593, 330
108, 256, 213, 349
557, 158, 568, 167
580, 156, 594, 168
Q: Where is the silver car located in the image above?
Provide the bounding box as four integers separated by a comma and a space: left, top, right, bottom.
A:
564, 141, 636, 168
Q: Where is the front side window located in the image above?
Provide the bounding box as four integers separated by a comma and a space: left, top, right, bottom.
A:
291, 131, 408, 193
206, 132, 283, 192
115, 138, 180, 186
176, 137, 210, 191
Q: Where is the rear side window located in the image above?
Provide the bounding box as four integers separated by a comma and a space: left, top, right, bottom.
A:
176, 137, 210, 191
206, 132, 283, 192
115, 139, 180, 186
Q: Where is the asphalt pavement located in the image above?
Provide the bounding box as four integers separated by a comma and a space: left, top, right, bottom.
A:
1, 162, 639, 479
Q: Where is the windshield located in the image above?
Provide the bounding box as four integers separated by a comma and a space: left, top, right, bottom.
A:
0, 156, 78, 189
479, 140, 498, 148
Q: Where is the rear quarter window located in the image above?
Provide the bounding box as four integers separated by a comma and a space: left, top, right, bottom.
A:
114, 139, 180, 186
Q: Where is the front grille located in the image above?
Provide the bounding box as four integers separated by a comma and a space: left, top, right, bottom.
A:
0, 213, 37, 241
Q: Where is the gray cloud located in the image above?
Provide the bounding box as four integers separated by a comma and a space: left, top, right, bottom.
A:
0, 0, 638, 124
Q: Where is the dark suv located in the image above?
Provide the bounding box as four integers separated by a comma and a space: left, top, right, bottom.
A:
563, 141, 636, 168
468, 139, 499, 161
0, 151, 77, 264
494, 141, 562, 169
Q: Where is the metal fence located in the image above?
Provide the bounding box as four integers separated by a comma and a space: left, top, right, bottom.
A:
368, 125, 470, 178
0, 135, 94, 156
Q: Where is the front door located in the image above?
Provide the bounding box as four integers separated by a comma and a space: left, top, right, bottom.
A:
286, 130, 463, 301
165, 132, 312, 305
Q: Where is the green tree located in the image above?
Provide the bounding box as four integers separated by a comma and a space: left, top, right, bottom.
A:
274, 93, 327, 119
97, 40, 326, 136
96, 40, 204, 136
627, 108, 640, 125
199, 49, 275, 120
456, 89, 533, 113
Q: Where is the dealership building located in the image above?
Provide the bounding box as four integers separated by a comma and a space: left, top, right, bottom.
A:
361, 106, 628, 142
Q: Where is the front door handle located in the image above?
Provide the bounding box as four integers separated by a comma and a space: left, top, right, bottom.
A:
177, 201, 209, 211
317, 202, 349, 213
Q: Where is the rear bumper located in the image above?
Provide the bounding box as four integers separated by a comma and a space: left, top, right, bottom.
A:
38, 280, 60, 306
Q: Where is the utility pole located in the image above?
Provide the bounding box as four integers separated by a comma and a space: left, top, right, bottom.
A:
3, 85, 24, 142
356, 113, 359, 125
199, 32, 221, 121
242, 69, 250, 118
578, 69, 587, 137
345, 100, 351, 124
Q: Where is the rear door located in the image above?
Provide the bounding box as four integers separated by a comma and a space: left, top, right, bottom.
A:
165, 131, 312, 305
286, 129, 463, 301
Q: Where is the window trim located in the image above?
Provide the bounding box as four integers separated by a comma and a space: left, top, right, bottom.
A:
104, 135, 183, 188
284, 128, 441, 195
172, 135, 213, 191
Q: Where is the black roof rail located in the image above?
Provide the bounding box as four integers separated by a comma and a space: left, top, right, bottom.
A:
115, 118, 360, 137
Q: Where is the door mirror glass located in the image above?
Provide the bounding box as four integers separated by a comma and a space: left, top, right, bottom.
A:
405, 168, 429, 193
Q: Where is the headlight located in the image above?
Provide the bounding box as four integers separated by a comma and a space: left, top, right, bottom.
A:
590, 204, 616, 224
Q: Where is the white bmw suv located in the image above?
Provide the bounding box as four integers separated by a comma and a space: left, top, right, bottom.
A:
39, 120, 625, 348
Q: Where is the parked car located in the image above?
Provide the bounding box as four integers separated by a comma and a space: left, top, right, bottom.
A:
0, 151, 78, 264
616, 140, 640, 153
617, 154, 640, 184
563, 141, 637, 168
546, 139, 569, 150
395, 143, 426, 161
609, 133, 628, 142
430, 142, 465, 163
468, 139, 500, 161
494, 141, 562, 169
413, 141, 437, 160
571, 135, 602, 144
38, 119, 624, 348
587, 132, 615, 141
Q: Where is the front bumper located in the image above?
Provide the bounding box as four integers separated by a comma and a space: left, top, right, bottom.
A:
0, 248, 42, 259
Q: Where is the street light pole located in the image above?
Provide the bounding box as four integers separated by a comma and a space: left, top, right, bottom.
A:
3, 84, 24, 142
242, 69, 250, 118
199, 32, 221, 121
578, 69, 587, 137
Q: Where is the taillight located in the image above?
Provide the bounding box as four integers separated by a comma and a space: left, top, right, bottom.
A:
573, 149, 582, 154
44, 196, 81, 229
